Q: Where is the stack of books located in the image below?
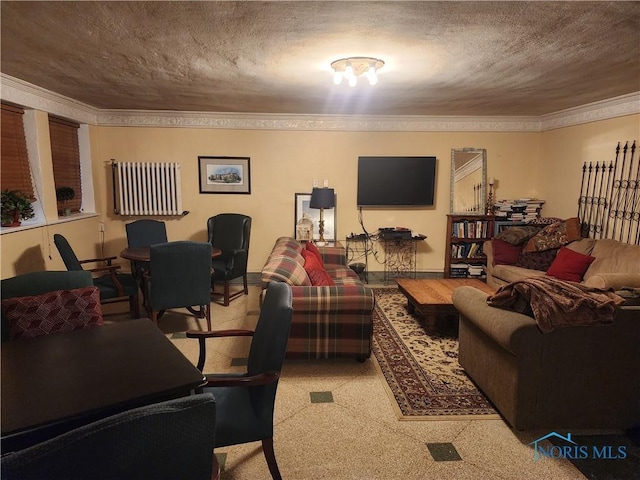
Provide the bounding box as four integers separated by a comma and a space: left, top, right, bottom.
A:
450, 263, 470, 278
493, 199, 545, 222
467, 264, 486, 279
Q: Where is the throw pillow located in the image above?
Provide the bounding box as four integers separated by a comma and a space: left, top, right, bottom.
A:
301, 249, 334, 286
523, 217, 581, 252
305, 241, 325, 267
492, 239, 522, 265
494, 226, 542, 245
546, 246, 595, 282
2, 286, 103, 341
515, 249, 559, 271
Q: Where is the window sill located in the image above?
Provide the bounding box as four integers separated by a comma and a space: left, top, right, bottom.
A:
0, 212, 99, 235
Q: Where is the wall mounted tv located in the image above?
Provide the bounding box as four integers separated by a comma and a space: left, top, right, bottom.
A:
357, 156, 437, 207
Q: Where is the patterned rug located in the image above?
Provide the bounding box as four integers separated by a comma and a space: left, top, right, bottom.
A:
372, 288, 500, 421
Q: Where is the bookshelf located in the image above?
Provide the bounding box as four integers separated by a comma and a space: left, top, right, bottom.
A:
444, 214, 495, 279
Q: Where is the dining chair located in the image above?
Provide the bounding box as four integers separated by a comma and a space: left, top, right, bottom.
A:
53, 234, 140, 318
125, 219, 168, 275
145, 241, 213, 329
0, 393, 217, 480
0, 270, 94, 342
207, 213, 252, 306
186, 282, 293, 480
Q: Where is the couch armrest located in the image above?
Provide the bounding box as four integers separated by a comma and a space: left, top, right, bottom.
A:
452, 286, 540, 355
291, 284, 374, 313
483, 240, 497, 283
582, 273, 640, 290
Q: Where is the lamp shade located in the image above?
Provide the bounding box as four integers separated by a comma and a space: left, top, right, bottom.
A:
309, 188, 335, 209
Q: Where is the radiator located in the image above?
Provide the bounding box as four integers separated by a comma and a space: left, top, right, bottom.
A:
112, 161, 184, 216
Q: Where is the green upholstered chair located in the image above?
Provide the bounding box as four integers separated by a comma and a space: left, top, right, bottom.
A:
53, 234, 140, 318
125, 219, 168, 276
186, 282, 293, 480
0, 393, 217, 480
207, 213, 252, 306
145, 241, 212, 329
1, 270, 94, 342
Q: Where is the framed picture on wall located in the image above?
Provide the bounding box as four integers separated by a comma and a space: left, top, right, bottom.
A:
294, 192, 337, 242
198, 156, 251, 194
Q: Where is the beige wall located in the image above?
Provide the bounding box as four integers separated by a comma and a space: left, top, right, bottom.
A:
538, 114, 640, 218
2, 113, 637, 278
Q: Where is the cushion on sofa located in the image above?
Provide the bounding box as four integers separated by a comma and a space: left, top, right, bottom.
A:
584, 239, 640, 280
302, 249, 334, 286
261, 254, 311, 287
492, 264, 547, 284
523, 217, 581, 252
515, 249, 559, 271
546, 246, 595, 282
492, 239, 522, 265
2, 286, 103, 340
305, 241, 325, 267
494, 226, 541, 245
566, 238, 596, 256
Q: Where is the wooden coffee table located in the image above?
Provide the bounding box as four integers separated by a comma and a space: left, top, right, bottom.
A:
396, 278, 496, 331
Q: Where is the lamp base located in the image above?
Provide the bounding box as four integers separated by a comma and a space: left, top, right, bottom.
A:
315, 240, 327, 247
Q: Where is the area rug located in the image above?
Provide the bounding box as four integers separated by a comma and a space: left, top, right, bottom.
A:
372, 288, 500, 421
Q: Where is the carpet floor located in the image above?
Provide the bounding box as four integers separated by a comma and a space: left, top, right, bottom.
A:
372, 287, 500, 420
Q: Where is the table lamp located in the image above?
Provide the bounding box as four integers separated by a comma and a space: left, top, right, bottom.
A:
310, 187, 335, 246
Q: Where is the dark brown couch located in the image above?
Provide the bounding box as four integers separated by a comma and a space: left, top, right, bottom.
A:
452, 285, 640, 431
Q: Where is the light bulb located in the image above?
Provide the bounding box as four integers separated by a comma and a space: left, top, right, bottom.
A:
348, 76, 357, 87
345, 63, 355, 79
333, 70, 343, 85
366, 65, 378, 85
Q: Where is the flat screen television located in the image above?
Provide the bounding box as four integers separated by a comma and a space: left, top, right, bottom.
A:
357, 156, 437, 207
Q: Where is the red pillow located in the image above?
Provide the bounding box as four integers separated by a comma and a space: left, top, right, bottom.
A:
492, 239, 522, 265
301, 249, 334, 286
305, 242, 324, 267
546, 246, 595, 282
2, 286, 103, 340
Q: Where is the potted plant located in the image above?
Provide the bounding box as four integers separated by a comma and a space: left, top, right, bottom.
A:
56, 186, 75, 216
1, 190, 35, 227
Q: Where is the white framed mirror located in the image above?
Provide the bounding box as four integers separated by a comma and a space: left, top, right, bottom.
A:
450, 148, 486, 214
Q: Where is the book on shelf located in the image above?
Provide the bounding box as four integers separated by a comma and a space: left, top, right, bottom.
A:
452, 220, 491, 239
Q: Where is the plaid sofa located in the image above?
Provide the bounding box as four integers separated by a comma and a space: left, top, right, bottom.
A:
261, 237, 374, 361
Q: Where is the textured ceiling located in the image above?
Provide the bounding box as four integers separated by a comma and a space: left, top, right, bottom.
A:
1, 1, 639, 117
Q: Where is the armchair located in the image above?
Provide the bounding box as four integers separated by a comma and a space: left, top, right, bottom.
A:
186, 282, 293, 480
0, 393, 217, 480
53, 234, 140, 317
145, 241, 213, 329
207, 213, 252, 306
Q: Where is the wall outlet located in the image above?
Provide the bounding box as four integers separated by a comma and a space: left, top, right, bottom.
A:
98, 222, 105, 232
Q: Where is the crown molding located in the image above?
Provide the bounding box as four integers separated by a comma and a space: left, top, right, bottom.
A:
539, 92, 640, 131
1, 74, 97, 124
95, 110, 541, 132
2, 74, 637, 132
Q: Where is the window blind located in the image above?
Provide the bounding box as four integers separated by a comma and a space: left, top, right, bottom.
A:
1, 103, 34, 198
49, 115, 82, 213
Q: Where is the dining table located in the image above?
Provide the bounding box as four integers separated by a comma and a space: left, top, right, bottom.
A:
120, 245, 222, 262
1, 318, 205, 452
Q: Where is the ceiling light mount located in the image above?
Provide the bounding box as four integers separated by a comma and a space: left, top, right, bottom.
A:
331, 57, 384, 87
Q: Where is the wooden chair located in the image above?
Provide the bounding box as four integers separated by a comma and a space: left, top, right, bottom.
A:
145, 241, 212, 329
186, 282, 293, 480
53, 234, 140, 318
207, 213, 252, 306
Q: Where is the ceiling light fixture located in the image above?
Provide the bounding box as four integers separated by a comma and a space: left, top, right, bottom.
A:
331, 57, 384, 87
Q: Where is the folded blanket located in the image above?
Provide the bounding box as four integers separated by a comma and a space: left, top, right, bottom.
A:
487, 276, 625, 333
